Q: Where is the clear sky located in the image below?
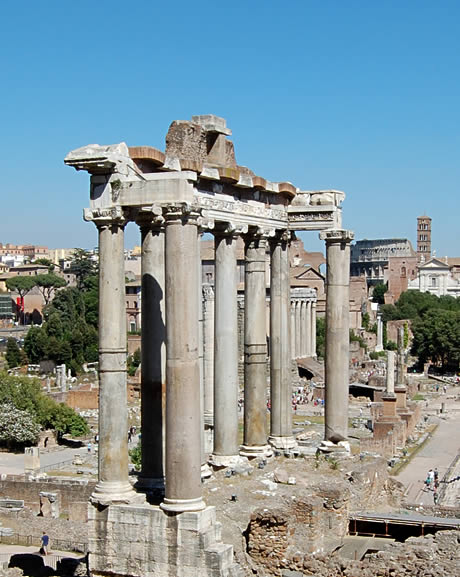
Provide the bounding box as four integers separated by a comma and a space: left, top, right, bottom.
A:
1, 1, 458, 256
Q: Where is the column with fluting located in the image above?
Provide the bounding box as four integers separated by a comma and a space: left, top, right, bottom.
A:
306, 300, 312, 357
240, 232, 272, 457
92, 213, 136, 504
290, 300, 296, 360
268, 233, 295, 450
161, 205, 205, 512
211, 230, 240, 465
320, 229, 354, 442
137, 217, 165, 491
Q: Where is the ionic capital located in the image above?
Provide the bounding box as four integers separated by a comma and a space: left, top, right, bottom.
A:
84, 206, 128, 228
214, 221, 248, 238
163, 203, 201, 226
270, 229, 291, 246
319, 229, 354, 244
136, 205, 165, 233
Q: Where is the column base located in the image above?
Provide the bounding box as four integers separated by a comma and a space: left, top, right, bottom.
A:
268, 435, 297, 451
90, 481, 143, 506
135, 476, 165, 493
208, 454, 249, 469
160, 496, 207, 513
239, 444, 273, 459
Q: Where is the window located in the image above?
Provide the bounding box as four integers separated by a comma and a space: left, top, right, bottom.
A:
431, 277, 437, 288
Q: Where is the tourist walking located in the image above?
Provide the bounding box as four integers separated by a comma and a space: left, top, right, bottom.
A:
40, 532, 49, 556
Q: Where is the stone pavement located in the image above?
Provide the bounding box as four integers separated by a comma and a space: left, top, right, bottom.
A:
394, 384, 460, 506
0, 445, 90, 476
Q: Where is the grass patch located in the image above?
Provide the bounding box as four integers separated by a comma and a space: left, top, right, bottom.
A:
412, 393, 426, 401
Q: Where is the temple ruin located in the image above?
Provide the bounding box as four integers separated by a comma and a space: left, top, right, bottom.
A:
65, 115, 354, 577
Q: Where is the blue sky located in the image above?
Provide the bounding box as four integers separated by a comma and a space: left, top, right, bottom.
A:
1, 1, 458, 256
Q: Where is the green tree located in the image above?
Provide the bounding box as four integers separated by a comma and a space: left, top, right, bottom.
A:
362, 312, 370, 330
70, 249, 97, 290
372, 283, 387, 304
0, 403, 40, 449
316, 317, 325, 358
35, 273, 67, 306
24, 326, 49, 364
32, 258, 55, 272
411, 309, 460, 369
5, 338, 23, 368
5, 276, 36, 323
129, 444, 142, 470
127, 348, 141, 376
0, 373, 89, 438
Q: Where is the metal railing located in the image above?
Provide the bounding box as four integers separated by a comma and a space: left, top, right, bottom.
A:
0, 532, 88, 554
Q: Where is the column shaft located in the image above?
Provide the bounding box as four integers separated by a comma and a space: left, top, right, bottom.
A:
213, 234, 239, 459
306, 301, 312, 356
269, 237, 294, 448
295, 301, 301, 358
93, 220, 134, 503
290, 301, 296, 360
203, 286, 215, 424
161, 208, 205, 512
321, 230, 354, 442
139, 223, 165, 489
241, 235, 271, 456
311, 301, 317, 357
300, 301, 306, 358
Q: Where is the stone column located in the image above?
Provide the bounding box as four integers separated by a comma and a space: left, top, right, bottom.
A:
320, 229, 354, 442
396, 327, 405, 385
161, 205, 205, 512
92, 215, 136, 504
311, 301, 317, 357
240, 233, 272, 457
211, 231, 240, 465
202, 284, 215, 455
395, 327, 407, 409
295, 300, 301, 358
382, 351, 397, 418
300, 301, 307, 358
137, 219, 165, 491
376, 314, 383, 352
268, 234, 295, 450
198, 237, 211, 478
306, 300, 312, 357
290, 300, 296, 360
386, 351, 395, 395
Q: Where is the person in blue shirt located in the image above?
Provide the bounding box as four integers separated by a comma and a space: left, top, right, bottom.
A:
40, 532, 49, 555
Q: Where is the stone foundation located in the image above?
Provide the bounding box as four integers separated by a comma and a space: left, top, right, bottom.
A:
88, 503, 244, 577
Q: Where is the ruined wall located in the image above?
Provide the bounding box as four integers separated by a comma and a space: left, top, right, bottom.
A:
0, 478, 95, 521
246, 483, 350, 573
280, 530, 460, 577
0, 506, 88, 552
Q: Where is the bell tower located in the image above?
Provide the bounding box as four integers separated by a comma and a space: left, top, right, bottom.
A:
417, 215, 431, 263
